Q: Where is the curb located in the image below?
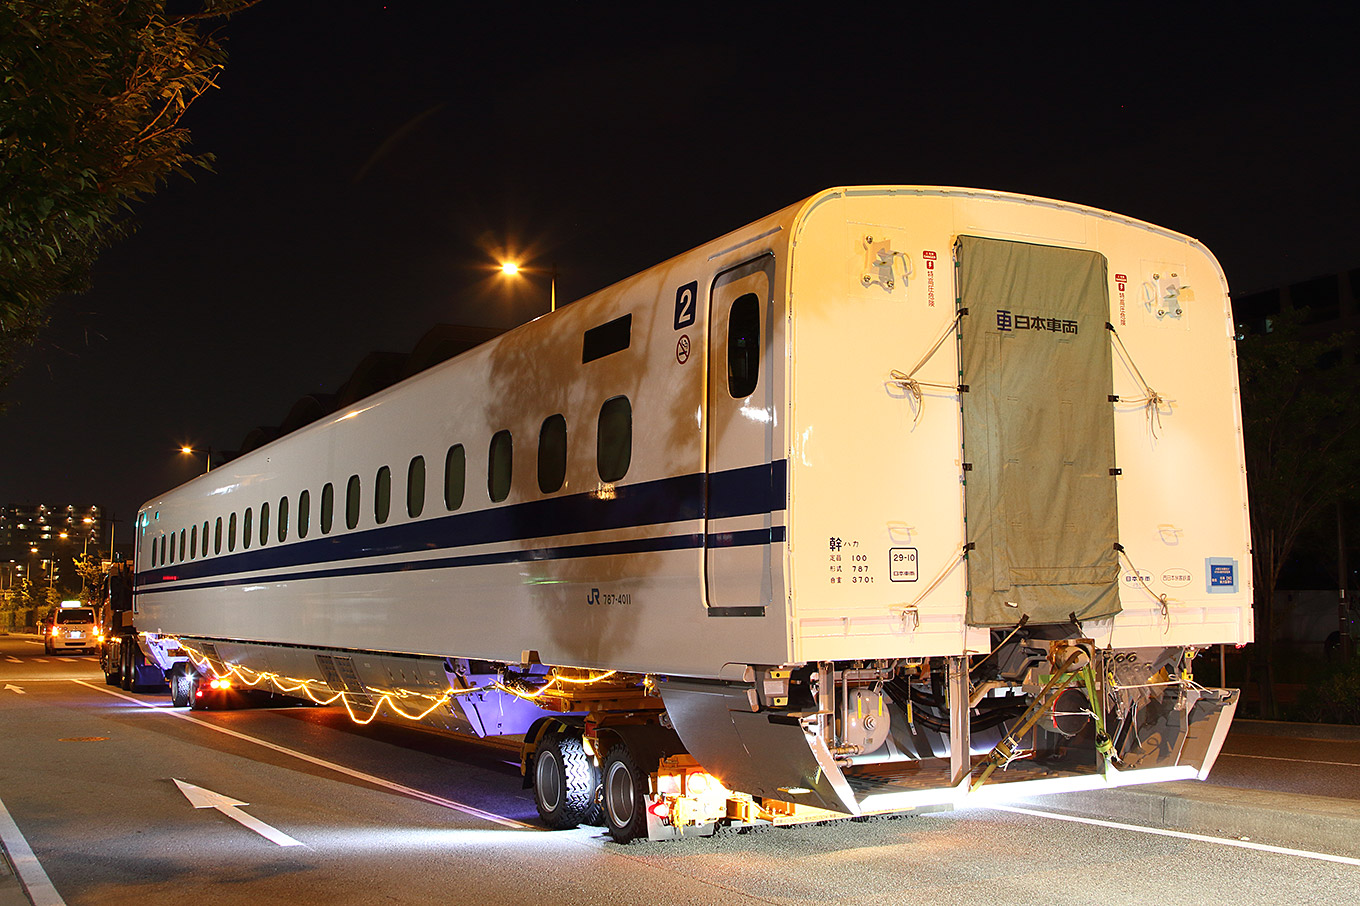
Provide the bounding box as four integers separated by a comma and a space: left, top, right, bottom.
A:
1019, 780, 1360, 855
0, 847, 32, 906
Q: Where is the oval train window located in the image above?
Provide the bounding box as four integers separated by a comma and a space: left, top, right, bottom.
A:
489, 431, 513, 503
298, 489, 311, 539
538, 415, 567, 494
597, 396, 631, 483
346, 475, 361, 530
375, 466, 391, 524
321, 482, 334, 534
444, 445, 465, 511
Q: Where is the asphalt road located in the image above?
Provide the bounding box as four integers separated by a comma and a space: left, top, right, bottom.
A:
2, 635, 1358, 906
1209, 729, 1360, 800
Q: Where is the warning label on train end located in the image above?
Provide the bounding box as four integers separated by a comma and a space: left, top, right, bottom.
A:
890, 548, 919, 582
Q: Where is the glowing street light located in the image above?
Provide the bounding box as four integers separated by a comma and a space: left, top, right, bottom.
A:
499, 260, 558, 312
181, 445, 212, 472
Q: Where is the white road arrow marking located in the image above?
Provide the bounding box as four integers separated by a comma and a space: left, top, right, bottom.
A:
173, 779, 303, 847
4, 684, 25, 694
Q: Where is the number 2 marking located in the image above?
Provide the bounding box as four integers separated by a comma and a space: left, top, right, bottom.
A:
674, 281, 697, 330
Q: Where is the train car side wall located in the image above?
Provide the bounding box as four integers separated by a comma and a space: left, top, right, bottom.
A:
133, 207, 803, 678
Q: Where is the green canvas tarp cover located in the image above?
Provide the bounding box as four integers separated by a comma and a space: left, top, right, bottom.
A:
958, 236, 1121, 627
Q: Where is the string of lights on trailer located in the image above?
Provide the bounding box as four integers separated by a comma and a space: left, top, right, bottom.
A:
172, 635, 1206, 745
174, 640, 636, 725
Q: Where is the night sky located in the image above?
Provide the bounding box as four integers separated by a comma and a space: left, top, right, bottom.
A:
2, 2, 1356, 533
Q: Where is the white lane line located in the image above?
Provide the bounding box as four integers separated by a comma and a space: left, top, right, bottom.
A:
0, 678, 107, 684
988, 804, 1360, 867
5, 657, 19, 663
1220, 752, 1360, 768
74, 680, 531, 830
0, 795, 67, 906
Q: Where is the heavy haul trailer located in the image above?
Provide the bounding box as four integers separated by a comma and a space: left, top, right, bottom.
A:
132, 186, 1252, 842
98, 560, 187, 692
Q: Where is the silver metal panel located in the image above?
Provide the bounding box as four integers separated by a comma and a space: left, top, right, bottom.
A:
662, 679, 857, 814
1118, 686, 1239, 774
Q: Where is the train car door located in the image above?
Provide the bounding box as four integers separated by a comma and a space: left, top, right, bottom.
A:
704, 255, 777, 615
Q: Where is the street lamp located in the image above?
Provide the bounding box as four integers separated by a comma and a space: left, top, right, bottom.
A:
181, 445, 212, 472
499, 260, 558, 312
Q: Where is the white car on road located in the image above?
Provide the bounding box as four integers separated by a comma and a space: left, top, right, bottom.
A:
44, 606, 99, 654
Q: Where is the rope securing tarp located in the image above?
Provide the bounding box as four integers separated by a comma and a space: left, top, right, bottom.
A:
1107, 322, 1171, 438
889, 311, 964, 424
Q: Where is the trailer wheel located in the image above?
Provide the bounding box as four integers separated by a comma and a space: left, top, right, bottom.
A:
534, 731, 600, 830
119, 643, 133, 690
170, 665, 193, 708
102, 649, 119, 686
602, 744, 651, 843
188, 671, 208, 711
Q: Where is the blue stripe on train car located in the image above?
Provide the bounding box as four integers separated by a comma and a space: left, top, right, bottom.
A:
137, 460, 789, 591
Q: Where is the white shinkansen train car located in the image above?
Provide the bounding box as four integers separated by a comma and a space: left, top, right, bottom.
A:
132, 186, 1252, 842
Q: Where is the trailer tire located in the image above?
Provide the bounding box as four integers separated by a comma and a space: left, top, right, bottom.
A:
534, 731, 600, 830
602, 744, 651, 844
102, 651, 119, 686
122, 643, 153, 692
119, 643, 133, 690
170, 666, 193, 708
188, 671, 208, 710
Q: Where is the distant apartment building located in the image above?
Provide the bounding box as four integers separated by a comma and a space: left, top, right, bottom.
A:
0, 503, 104, 563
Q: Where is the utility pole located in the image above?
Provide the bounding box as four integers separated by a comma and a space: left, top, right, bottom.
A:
1340, 502, 1352, 659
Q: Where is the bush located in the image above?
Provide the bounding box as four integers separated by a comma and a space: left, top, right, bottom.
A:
1291, 659, 1360, 724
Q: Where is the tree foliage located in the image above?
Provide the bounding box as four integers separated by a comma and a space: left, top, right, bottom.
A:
73, 552, 105, 607
1237, 307, 1360, 714
0, 0, 254, 397
1, 575, 38, 611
